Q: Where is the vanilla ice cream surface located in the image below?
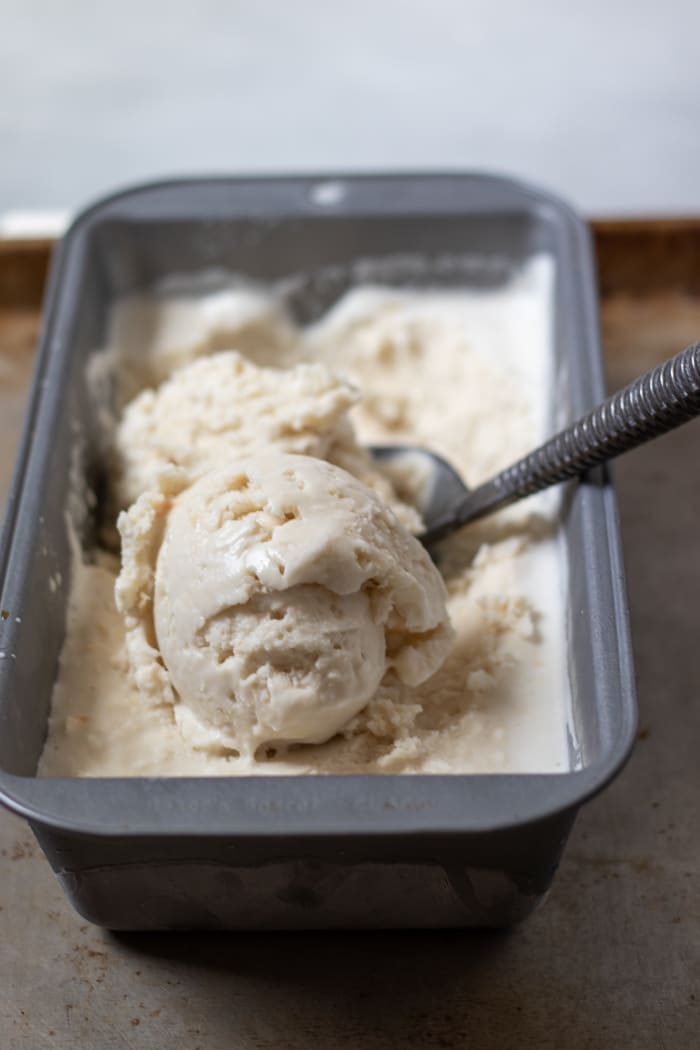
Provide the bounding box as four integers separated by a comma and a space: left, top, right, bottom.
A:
116, 455, 452, 756
39, 256, 572, 776
109, 352, 359, 511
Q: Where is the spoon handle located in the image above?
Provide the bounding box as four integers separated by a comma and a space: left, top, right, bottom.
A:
454, 340, 700, 528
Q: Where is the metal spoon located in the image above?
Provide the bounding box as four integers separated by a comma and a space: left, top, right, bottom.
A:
372, 340, 700, 548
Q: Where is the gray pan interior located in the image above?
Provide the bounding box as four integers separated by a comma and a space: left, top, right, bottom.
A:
0, 174, 636, 846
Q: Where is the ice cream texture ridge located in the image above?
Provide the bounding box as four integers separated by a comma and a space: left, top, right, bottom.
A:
39, 256, 572, 775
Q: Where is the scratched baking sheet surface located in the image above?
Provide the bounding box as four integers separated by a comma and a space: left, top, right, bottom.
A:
1, 292, 699, 1048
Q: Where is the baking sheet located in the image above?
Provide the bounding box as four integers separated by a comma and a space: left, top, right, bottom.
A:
1, 240, 698, 1047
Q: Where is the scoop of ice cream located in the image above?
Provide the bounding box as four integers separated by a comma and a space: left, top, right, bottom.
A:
110, 349, 422, 533
116, 454, 453, 755
110, 351, 361, 510
110, 286, 298, 407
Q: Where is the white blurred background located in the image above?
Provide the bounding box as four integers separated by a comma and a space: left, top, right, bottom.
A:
1, 0, 699, 220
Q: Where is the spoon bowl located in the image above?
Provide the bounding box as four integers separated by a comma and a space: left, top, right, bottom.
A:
372, 339, 700, 551
370, 446, 471, 546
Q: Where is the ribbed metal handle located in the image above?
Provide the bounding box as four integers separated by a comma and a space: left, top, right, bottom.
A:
452, 340, 700, 530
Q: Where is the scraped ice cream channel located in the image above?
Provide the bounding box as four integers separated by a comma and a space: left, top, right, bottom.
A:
39, 254, 573, 775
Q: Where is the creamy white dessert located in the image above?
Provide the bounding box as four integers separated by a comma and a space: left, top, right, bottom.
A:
39, 255, 572, 775
116, 455, 452, 755
110, 352, 359, 511
109, 350, 420, 534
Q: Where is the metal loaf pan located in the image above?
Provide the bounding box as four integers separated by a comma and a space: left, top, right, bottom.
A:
0, 174, 637, 929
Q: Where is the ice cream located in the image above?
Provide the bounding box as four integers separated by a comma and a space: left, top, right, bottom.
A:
116, 455, 453, 755
108, 348, 421, 534
110, 351, 360, 511
39, 257, 572, 776
109, 286, 298, 407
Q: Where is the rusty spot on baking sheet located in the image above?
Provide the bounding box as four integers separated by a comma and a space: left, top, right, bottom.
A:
131, 1018, 140, 1026
569, 852, 656, 876
1, 609, 8, 619
637, 726, 651, 740
11, 840, 33, 860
